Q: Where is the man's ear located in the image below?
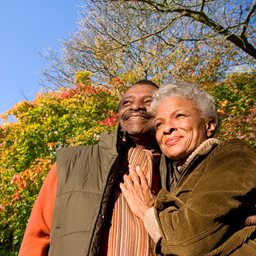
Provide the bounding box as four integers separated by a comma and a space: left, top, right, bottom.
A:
206, 119, 217, 138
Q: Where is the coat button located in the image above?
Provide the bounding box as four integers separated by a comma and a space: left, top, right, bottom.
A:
99, 214, 105, 220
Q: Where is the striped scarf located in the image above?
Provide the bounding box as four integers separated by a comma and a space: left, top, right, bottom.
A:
107, 147, 155, 255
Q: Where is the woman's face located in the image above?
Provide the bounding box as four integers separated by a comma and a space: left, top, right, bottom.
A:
154, 96, 216, 161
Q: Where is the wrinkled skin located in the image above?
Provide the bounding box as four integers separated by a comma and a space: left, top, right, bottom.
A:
154, 96, 216, 161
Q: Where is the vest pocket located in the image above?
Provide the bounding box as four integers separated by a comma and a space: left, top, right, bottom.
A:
54, 191, 101, 236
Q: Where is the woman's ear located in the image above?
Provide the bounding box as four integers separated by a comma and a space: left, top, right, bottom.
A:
206, 119, 217, 138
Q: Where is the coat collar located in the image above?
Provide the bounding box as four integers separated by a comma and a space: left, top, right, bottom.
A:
174, 138, 221, 174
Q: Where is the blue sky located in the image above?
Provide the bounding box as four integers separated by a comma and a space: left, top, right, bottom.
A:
0, 0, 83, 116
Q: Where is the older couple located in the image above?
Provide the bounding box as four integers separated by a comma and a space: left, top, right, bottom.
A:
20, 80, 256, 256
121, 82, 256, 255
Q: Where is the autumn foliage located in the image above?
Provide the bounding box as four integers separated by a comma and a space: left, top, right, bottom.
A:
0, 76, 121, 255
0, 70, 255, 255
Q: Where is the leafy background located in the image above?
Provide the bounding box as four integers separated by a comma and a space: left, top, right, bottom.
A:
0, 0, 255, 255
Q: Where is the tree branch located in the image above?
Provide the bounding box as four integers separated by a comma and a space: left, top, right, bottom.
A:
91, 16, 180, 53
182, 9, 256, 58
240, 2, 256, 38
200, 0, 206, 12
127, 0, 256, 58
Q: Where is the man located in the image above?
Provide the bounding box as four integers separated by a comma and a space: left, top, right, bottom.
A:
19, 80, 164, 256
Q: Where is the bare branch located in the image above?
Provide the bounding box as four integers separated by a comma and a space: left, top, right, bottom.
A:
241, 2, 256, 38
124, 0, 256, 58
181, 10, 256, 58
91, 15, 180, 53
200, 0, 206, 12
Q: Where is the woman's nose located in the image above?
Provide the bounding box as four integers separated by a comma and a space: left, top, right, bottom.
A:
163, 123, 175, 134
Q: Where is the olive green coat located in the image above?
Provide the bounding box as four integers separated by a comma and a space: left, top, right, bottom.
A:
49, 131, 120, 256
48, 130, 167, 256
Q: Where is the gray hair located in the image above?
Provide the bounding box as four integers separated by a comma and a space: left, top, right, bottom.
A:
151, 82, 220, 127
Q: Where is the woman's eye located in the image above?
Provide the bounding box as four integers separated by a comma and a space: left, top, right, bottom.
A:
155, 122, 163, 130
176, 113, 186, 118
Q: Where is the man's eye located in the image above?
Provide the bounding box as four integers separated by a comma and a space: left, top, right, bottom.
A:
144, 98, 153, 105
144, 100, 152, 105
123, 100, 132, 106
144, 99, 152, 104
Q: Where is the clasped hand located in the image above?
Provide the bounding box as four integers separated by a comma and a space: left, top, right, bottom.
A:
120, 165, 155, 220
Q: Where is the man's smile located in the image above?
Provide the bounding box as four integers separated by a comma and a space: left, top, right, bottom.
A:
122, 111, 152, 121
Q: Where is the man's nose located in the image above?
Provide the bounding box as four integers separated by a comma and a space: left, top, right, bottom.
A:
131, 100, 145, 110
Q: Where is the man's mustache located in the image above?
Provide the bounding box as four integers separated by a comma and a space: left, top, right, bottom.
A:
121, 110, 154, 120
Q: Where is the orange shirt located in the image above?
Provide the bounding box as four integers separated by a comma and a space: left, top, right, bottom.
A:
18, 164, 57, 256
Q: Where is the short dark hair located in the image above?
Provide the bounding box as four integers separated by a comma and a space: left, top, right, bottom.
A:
133, 79, 159, 89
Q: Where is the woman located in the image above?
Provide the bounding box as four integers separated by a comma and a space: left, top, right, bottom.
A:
120, 82, 256, 255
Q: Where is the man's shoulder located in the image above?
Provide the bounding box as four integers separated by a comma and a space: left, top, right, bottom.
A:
98, 130, 119, 149
57, 130, 118, 158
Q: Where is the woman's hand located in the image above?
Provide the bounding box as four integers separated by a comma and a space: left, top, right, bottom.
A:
120, 165, 155, 220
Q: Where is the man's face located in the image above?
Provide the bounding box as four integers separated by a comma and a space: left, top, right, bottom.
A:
118, 84, 157, 136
